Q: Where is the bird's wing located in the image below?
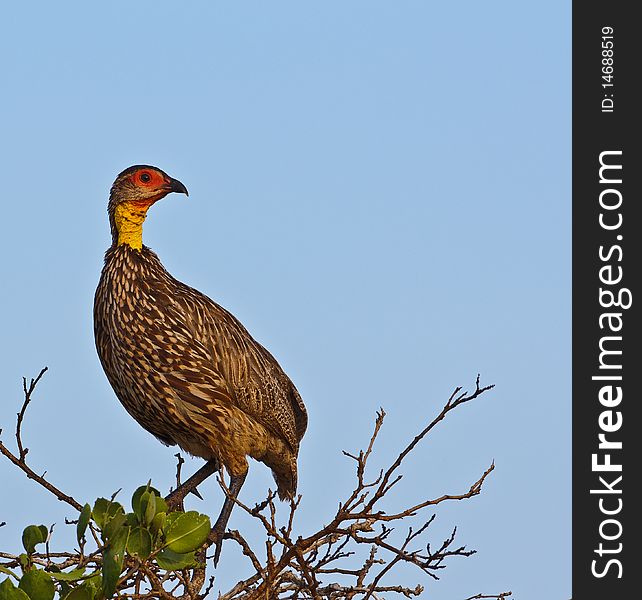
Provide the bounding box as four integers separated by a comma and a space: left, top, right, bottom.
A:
161, 282, 307, 452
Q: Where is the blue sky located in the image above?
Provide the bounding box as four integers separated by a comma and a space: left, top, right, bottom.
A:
0, 2, 570, 598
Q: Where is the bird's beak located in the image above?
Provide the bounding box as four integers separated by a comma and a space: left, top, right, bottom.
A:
167, 178, 189, 196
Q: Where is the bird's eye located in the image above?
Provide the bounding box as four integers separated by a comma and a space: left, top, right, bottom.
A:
139, 172, 152, 183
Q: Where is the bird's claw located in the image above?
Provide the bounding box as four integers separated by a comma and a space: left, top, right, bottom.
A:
211, 526, 225, 567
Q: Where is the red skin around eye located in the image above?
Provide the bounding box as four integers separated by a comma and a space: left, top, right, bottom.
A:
127, 170, 171, 206
130, 169, 166, 189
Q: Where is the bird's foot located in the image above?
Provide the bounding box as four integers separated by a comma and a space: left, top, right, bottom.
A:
208, 469, 247, 567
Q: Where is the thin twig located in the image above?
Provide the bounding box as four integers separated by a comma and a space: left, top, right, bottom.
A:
15, 367, 48, 460
0, 370, 82, 512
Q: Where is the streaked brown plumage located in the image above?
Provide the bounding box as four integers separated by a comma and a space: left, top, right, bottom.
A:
94, 165, 307, 561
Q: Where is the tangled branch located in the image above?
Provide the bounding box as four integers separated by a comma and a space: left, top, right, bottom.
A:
1, 370, 511, 600
211, 376, 502, 600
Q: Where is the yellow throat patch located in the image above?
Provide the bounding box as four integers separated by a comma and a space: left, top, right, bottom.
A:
114, 202, 150, 250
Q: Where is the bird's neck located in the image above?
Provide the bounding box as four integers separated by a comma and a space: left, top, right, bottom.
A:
113, 201, 151, 250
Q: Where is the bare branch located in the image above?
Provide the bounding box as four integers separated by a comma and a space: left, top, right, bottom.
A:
0, 368, 82, 512
1, 373, 509, 600
365, 375, 494, 513
165, 459, 218, 511
225, 529, 264, 573
15, 367, 48, 460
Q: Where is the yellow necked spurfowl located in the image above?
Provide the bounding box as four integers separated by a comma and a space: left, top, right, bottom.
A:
94, 165, 307, 564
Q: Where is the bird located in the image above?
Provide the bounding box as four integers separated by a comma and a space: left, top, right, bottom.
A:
93, 165, 307, 563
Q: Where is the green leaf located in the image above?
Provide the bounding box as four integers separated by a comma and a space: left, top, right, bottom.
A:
156, 548, 197, 571
19, 569, 54, 600
83, 574, 101, 600
0, 579, 30, 600
102, 513, 127, 542
131, 484, 161, 519
163, 512, 210, 554
154, 495, 168, 516
21, 525, 48, 554
92, 499, 124, 531
76, 504, 91, 545
91, 499, 109, 529
162, 512, 182, 532
102, 526, 129, 598
126, 526, 152, 559
64, 574, 101, 600
125, 513, 138, 527
140, 492, 156, 526
62, 586, 92, 600
48, 569, 86, 582
150, 512, 166, 536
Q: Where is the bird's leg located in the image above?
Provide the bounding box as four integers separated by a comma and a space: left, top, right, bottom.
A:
210, 470, 247, 567
165, 459, 220, 511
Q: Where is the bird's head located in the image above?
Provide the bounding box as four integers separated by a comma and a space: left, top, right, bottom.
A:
108, 165, 188, 250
